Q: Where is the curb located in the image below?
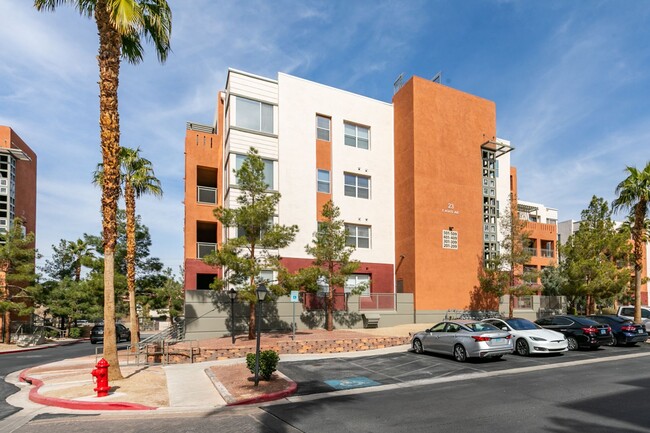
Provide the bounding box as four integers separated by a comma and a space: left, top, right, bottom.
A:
206, 367, 297, 406
18, 369, 157, 411
0, 339, 84, 355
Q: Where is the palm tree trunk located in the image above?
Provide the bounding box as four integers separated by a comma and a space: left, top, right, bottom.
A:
125, 184, 139, 348
96, 0, 123, 381
633, 202, 646, 324
248, 301, 256, 340
3, 311, 10, 344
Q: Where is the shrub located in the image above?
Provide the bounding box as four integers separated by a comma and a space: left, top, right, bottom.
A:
68, 328, 82, 338
246, 350, 280, 381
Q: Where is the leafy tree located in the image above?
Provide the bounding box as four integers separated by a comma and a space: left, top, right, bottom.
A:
299, 201, 360, 331
35, 0, 172, 380
612, 162, 650, 323
0, 219, 38, 343
144, 268, 183, 323
45, 278, 103, 330
562, 196, 632, 314
479, 199, 533, 317
540, 266, 566, 296
203, 148, 298, 339
42, 238, 95, 282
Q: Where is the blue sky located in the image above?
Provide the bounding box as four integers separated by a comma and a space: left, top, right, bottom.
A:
1, 1, 649, 274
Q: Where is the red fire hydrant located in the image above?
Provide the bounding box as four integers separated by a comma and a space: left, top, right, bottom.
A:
91, 358, 110, 397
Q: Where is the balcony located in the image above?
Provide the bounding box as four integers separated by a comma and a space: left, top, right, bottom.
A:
541, 249, 554, 258
197, 186, 217, 204
524, 247, 537, 256
197, 242, 217, 259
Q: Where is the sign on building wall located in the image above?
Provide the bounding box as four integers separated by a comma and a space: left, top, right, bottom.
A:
442, 230, 458, 250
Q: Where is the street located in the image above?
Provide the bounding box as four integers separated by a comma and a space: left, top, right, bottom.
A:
5, 344, 650, 432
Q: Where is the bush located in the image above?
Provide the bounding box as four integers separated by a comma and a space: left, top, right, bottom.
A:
68, 328, 82, 338
246, 350, 280, 381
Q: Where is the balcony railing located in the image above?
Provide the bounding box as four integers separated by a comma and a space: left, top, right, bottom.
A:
196, 242, 217, 258
358, 293, 396, 311
524, 247, 537, 256
541, 249, 554, 258
197, 186, 217, 204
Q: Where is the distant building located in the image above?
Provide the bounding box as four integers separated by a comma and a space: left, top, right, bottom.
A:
558, 219, 649, 304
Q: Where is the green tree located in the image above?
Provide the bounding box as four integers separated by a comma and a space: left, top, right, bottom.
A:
299, 201, 360, 331
45, 278, 103, 330
562, 196, 632, 314
35, 0, 172, 380
203, 148, 298, 339
540, 265, 566, 296
42, 238, 95, 282
0, 219, 38, 343
479, 199, 533, 318
612, 162, 650, 323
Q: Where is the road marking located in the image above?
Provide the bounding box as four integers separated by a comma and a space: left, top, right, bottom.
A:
283, 351, 650, 404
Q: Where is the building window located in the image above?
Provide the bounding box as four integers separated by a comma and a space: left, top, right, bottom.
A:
235, 154, 274, 189
344, 123, 369, 149
344, 173, 370, 199
345, 274, 371, 296
317, 169, 330, 193
316, 115, 330, 141
345, 224, 370, 248
234, 96, 273, 133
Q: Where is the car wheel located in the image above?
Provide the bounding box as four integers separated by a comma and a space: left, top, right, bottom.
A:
607, 335, 618, 346
453, 344, 467, 362
516, 339, 530, 356
413, 338, 424, 354
567, 337, 578, 351
90, 340, 96, 345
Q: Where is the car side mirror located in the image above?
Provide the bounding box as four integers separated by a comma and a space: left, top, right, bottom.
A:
501, 327, 508, 331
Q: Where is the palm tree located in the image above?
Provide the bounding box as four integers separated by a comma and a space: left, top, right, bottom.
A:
612, 162, 650, 324
119, 146, 162, 347
67, 238, 95, 282
35, 0, 171, 380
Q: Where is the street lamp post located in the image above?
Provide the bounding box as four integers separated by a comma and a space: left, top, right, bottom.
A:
228, 288, 237, 344
254, 283, 268, 386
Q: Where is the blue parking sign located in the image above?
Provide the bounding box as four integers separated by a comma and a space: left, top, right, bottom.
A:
290, 290, 299, 303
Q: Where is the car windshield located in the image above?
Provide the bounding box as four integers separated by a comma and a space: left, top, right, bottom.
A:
465, 322, 499, 332
505, 318, 539, 330
574, 317, 600, 326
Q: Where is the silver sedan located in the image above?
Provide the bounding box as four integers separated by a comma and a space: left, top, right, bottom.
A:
411, 320, 513, 362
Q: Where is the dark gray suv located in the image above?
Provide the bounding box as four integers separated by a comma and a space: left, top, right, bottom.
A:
90, 323, 130, 344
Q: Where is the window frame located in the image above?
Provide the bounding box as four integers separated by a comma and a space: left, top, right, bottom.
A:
345, 274, 371, 296
316, 115, 331, 141
344, 122, 370, 149
234, 95, 274, 134
345, 223, 371, 249
344, 173, 370, 199
317, 169, 331, 193
234, 154, 275, 190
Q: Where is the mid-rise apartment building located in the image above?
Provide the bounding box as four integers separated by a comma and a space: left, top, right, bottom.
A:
184, 70, 558, 324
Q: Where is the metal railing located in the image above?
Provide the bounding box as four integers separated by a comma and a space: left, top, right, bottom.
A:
540, 249, 554, 258
357, 293, 397, 311
524, 247, 537, 256
197, 186, 217, 204
121, 320, 192, 366
197, 242, 217, 258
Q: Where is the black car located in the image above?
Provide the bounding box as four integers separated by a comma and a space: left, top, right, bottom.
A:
535, 315, 612, 350
90, 323, 131, 344
587, 314, 649, 346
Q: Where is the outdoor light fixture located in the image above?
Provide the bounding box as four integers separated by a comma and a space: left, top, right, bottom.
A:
254, 283, 268, 386
228, 288, 237, 344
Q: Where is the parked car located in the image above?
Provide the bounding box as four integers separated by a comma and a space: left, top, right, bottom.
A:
90, 323, 131, 344
535, 315, 611, 350
617, 306, 650, 332
483, 317, 567, 356
411, 320, 512, 362
587, 314, 649, 346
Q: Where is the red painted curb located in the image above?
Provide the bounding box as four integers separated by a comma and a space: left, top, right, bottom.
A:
19, 369, 157, 411
227, 380, 298, 406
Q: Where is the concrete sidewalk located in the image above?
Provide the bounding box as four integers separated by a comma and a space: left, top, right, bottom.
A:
5, 324, 422, 413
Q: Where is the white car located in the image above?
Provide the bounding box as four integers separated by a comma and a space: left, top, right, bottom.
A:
483, 317, 567, 356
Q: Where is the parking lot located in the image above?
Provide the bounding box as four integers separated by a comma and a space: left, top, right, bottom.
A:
278, 342, 650, 396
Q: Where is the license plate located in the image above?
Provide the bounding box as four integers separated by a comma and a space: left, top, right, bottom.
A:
600, 329, 606, 335
639, 329, 644, 334
492, 338, 505, 345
